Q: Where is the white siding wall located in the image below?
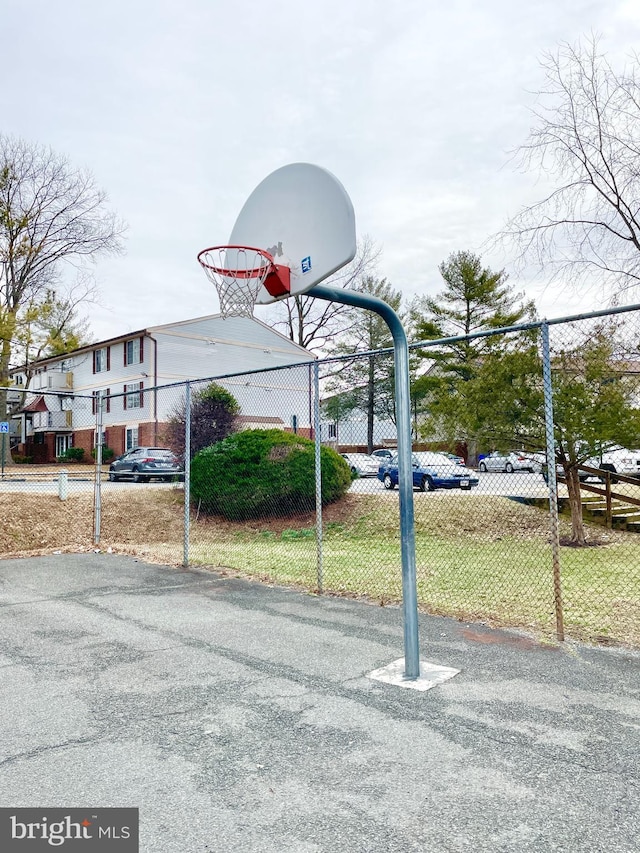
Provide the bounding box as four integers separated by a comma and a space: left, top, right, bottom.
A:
28, 316, 315, 434
320, 411, 398, 446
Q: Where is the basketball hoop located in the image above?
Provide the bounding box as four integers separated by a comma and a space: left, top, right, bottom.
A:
197, 245, 290, 318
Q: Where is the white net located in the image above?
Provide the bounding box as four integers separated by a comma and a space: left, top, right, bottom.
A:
198, 247, 274, 318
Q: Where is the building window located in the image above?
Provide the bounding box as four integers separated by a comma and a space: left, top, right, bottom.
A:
126, 426, 139, 451
93, 430, 107, 449
92, 389, 111, 414
93, 346, 110, 373
328, 423, 337, 440
125, 337, 144, 366
124, 382, 143, 410
56, 434, 72, 457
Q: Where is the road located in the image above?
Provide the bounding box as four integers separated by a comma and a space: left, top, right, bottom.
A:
0, 470, 560, 498
0, 473, 176, 495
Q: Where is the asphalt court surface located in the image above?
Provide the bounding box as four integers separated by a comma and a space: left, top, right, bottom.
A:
0, 553, 638, 852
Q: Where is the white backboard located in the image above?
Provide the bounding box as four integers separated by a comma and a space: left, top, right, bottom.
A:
229, 163, 356, 304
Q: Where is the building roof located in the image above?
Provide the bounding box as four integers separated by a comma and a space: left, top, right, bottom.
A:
19, 394, 48, 413
22, 313, 315, 370
236, 415, 286, 429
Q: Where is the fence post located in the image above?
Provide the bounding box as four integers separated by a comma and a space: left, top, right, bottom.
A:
58, 468, 68, 501
605, 473, 612, 529
541, 322, 564, 641
183, 381, 191, 567
313, 362, 323, 593
93, 391, 103, 545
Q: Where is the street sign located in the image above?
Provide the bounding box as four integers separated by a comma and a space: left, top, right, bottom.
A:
0, 422, 9, 433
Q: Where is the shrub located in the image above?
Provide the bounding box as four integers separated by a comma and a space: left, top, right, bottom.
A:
58, 447, 85, 462
166, 382, 240, 459
91, 446, 114, 461
12, 455, 33, 464
190, 428, 351, 520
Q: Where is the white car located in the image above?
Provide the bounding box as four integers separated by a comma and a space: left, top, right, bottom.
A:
597, 447, 640, 479
371, 448, 394, 460
545, 447, 640, 482
478, 451, 543, 474
340, 453, 381, 477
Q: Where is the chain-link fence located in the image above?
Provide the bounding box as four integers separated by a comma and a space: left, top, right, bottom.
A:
2, 306, 639, 648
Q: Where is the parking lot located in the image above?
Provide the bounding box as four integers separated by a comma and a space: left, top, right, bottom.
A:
348, 470, 552, 497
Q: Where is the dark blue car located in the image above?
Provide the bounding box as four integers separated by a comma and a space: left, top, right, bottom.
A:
377, 452, 479, 491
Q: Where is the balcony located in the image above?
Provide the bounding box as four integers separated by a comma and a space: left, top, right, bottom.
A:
31, 372, 74, 392
32, 410, 73, 431
5, 387, 23, 404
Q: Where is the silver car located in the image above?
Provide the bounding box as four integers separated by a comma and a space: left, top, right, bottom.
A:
598, 446, 640, 478
341, 453, 381, 477
371, 448, 394, 460
108, 447, 183, 483
478, 451, 543, 474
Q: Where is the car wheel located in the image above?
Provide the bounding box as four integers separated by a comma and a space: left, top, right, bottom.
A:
479, 462, 487, 472
383, 473, 395, 490
131, 468, 145, 483
351, 467, 358, 477
600, 464, 619, 484
108, 472, 118, 482
420, 475, 435, 492
505, 462, 514, 473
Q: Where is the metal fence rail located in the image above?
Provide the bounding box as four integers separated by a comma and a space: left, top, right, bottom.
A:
2, 304, 640, 648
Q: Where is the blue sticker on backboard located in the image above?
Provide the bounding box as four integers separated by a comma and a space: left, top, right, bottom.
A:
301, 256, 312, 274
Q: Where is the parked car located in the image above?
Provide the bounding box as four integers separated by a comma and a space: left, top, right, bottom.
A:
597, 446, 640, 479
377, 452, 479, 491
545, 462, 598, 484
544, 446, 640, 483
442, 452, 465, 465
341, 453, 380, 477
108, 447, 183, 482
371, 448, 394, 460
478, 451, 542, 474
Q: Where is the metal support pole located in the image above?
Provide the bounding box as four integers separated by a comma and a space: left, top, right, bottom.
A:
313, 362, 324, 593
183, 381, 191, 567
308, 284, 420, 678
541, 322, 564, 641
93, 391, 103, 545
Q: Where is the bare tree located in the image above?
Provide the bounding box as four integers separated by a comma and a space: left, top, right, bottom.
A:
267, 235, 381, 352
0, 135, 125, 401
20, 275, 96, 375
502, 36, 640, 295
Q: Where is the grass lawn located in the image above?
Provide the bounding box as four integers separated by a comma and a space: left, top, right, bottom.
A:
2, 490, 638, 647
184, 494, 640, 647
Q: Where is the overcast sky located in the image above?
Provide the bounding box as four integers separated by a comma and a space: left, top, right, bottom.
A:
4, 0, 640, 343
